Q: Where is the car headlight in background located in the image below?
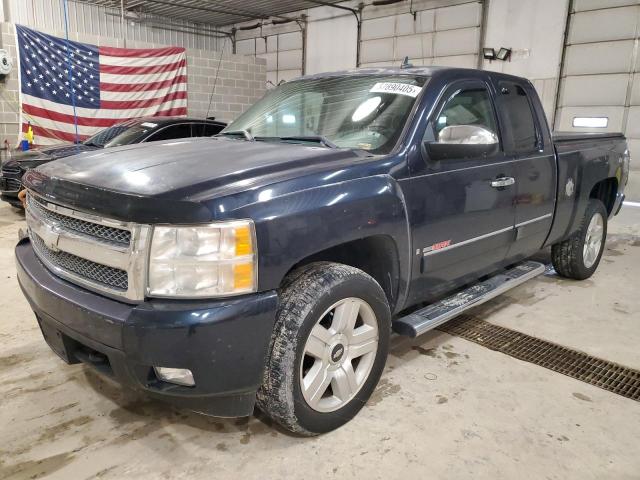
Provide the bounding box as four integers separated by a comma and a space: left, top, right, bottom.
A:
147, 220, 257, 298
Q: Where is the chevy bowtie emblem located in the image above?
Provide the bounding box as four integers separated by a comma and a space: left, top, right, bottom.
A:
41, 228, 61, 252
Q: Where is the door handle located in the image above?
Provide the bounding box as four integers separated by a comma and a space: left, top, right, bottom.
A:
490, 177, 515, 188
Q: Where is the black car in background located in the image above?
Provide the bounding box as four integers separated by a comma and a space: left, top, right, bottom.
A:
0, 117, 226, 208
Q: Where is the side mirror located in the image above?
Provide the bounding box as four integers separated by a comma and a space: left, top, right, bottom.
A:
425, 125, 499, 162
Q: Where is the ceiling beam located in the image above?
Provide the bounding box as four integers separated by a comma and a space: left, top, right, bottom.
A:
135, 0, 294, 22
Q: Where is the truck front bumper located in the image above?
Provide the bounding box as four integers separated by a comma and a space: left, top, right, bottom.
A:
15, 238, 278, 417
0, 174, 23, 208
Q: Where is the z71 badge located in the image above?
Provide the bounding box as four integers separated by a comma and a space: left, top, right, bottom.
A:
422, 239, 452, 255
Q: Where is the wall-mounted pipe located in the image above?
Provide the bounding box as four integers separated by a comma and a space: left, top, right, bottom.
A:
477, 0, 489, 69
149, 24, 230, 40
305, 0, 363, 67
105, 12, 233, 36
136, 0, 293, 22
371, 0, 403, 6
552, 0, 574, 129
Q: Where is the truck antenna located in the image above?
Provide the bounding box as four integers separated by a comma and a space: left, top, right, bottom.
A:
205, 36, 229, 121
401, 56, 413, 69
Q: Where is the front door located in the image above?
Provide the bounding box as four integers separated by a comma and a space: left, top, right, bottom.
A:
401, 80, 517, 306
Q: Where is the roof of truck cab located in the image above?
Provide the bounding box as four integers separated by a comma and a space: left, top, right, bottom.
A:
296, 66, 450, 81
295, 66, 531, 85
115, 117, 226, 128
143, 116, 225, 125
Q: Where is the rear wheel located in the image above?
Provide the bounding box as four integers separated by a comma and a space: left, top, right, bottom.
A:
551, 199, 607, 280
257, 262, 390, 435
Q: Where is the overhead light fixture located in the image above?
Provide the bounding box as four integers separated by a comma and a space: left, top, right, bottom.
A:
483, 48, 496, 60
497, 47, 512, 61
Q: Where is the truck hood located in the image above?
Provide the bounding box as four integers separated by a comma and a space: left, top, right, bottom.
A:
15, 143, 98, 164
23, 137, 368, 223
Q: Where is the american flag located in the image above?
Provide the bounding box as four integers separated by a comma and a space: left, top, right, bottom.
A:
16, 25, 187, 146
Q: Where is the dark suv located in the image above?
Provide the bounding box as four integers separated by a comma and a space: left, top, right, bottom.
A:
0, 117, 226, 208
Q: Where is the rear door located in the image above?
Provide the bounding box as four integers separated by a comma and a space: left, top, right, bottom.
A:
402, 79, 517, 305
493, 78, 556, 261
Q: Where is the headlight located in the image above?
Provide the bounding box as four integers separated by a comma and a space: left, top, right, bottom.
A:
147, 220, 257, 298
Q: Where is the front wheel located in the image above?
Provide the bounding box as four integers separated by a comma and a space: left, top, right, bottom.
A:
257, 262, 390, 435
551, 198, 608, 280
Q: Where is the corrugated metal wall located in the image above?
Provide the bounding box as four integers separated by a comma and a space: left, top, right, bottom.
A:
236, 24, 304, 86
359, 1, 482, 69
233, 0, 482, 86
7, 0, 226, 51
555, 0, 640, 155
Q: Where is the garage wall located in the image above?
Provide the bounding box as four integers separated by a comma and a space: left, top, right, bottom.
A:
232, 0, 481, 86
3, 0, 227, 51
555, 0, 640, 157
305, 5, 358, 75
0, 21, 266, 147
235, 22, 305, 86
229, 0, 570, 124
359, 1, 482, 68
482, 0, 569, 122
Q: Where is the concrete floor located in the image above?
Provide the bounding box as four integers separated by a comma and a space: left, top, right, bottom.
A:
1, 202, 639, 480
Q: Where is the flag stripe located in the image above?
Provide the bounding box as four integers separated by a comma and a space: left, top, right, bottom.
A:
23, 102, 187, 128
100, 51, 185, 67
23, 105, 188, 143
101, 90, 187, 109
101, 59, 187, 75
99, 45, 185, 57
101, 82, 186, 101
99, 75, 187, 93
100, 67, 187, 85
22, 93, 187, 118
23, 123, 92, 142
23, 103, 118, 128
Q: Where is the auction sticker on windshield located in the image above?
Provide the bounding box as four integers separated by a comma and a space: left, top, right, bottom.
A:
370, 82, 422, 97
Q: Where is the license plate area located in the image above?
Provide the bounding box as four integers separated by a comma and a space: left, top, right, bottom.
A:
37, 317, 80, 364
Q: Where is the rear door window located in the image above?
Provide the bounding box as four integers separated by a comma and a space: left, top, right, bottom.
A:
497, 81, 539, 154
192, 123, 224, 137
146, 123, 192, 142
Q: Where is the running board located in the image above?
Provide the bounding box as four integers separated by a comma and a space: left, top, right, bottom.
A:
393, 261, 546, 338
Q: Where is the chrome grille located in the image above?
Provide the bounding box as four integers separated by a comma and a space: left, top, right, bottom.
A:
25, 191, 150, 301
31, 232, 128, 291
28, 195, 131, 247
1, 164, 21, 175
2, 178, 22, 192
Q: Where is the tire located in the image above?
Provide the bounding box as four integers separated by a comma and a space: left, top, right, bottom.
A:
257, 262, 391, 436
551, 198, 608, 280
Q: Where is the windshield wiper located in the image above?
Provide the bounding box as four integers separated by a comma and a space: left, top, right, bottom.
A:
257, 135, 338, 149
218, 129, 254, 141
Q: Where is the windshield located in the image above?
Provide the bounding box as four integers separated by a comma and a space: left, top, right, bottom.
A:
84, 124, 131, 147
224, 75, 428, 153
103, 121, 160, 148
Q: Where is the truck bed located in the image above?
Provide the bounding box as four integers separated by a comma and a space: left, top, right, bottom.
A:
545, 131, 627, 249
552, 131, 625, 143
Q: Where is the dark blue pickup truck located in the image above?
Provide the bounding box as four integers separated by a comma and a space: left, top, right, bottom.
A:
15, 67, 629, 435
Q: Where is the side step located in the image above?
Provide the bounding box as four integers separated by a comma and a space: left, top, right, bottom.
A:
393, 261, 546, 338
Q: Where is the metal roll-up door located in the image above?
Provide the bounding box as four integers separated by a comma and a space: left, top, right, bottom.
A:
555, 0, 640, 157
359, 1, 482, 69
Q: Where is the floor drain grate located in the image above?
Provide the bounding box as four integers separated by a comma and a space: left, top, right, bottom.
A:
438, 316, 640, 401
